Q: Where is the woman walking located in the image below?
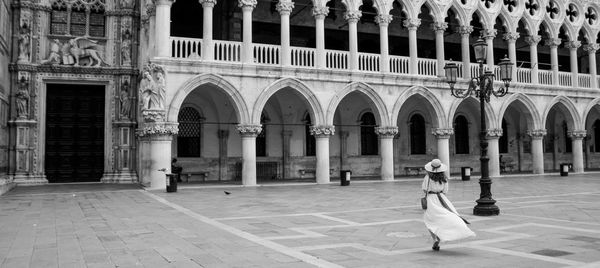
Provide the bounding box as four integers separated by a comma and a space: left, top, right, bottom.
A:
422, 159, 475, 251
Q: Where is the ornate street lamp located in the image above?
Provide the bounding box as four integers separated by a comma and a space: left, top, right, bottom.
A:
443, 37, 513, 216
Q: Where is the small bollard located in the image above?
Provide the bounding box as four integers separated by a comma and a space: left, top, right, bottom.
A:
340, 170, 351, 186
166, 174, 178, 192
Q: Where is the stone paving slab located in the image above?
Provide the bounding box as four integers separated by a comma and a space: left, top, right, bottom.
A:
1, 174, 600, 267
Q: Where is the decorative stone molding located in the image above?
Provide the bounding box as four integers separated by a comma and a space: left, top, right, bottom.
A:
431, 128, 454, 139
238, 0, 258, 9
236, 124, 263, 137
503, 32, 520, 41
568, 130, 587, 139
583, 43, 600, 54
200, 0, 218, 8
276, 1, 294, 14
527, 129, 547, 138
141, 109, 166, 122
10, 64, 138, 75
136, 122, 179, 137
564, 41, 582, 50
155, 0, 176, 7
486, 128, 503, 138
457, 25, 473, 35
310, 125, 335, 137
525, 35, 542, 45
344, 11, 362, 22
545, 38, 562, 47
375, 14, 393, 25
375, 126, 398, 137
431, 22, 448, 32
312, 6, 329, 18
403, 18, 421, 30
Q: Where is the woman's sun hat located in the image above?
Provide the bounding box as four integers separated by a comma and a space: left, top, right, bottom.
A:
424, 159, 448, 173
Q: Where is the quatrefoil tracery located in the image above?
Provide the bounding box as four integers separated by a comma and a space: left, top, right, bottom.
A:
525, 0, 539, 16
546, 1, 559, 20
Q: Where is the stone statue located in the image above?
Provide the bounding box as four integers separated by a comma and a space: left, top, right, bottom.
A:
139, 64, 167, 110
16, 77, 30, 119
41, 39, 62, 65
120, 83, 132, 119
68, 37, 108, 67
121, 29, 132, 65
139, 71, 155, 109
17, 22, 31, 63
155, 72, 166, 109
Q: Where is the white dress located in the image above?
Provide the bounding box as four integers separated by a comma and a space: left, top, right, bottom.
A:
422, 175, 475, 242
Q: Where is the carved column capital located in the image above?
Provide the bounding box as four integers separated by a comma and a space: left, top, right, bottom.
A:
312, 6, 329, 19
568, 130, 587, 140
199, 0, 217, 8
564, 41, 582, 50
375, 126, 398, 138
375, 14, 393, 26
238, 0, 257, 9
583, 43, 600, 54
457, 25, 473, 35
236, 124, 263, 137
503, 32, 520, 42
156, 0, 176, 7
525, 35, 542, 46
486, 128, 503, 138
527, 129, 547, 138
431, 128, 454, 139
344, 10, 362, 22
276, 0, 294, 15
136, 122, 179, 137
310, 125, 335, 137
483, 29, 497, 39
545, 38, 562, 48
403, 18, 421, 30
431, 22, 448, 33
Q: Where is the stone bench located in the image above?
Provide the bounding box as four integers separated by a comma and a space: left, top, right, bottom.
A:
184, 172, 210, 182
500, 156, 515, 172
298, 169, 335, 176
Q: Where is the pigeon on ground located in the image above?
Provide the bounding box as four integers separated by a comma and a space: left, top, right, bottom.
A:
224, 191, 231, 195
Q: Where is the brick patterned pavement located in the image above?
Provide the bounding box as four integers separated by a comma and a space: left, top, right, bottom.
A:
1, 174, 600, 267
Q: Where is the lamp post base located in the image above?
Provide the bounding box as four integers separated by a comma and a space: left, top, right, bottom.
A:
473, 198, 500, 216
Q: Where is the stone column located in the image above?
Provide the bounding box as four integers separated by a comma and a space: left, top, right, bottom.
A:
345, 11, 361, 71
432, 128, 453, 178
239, 0, 257, 64
155, 0, 175, 57
546, 38, 561, 85
375, 14, 392, 73
484, 29, 497, 71
237, 125, 262, 185
200, 0, 216, 61
503, 32, 519, 81
310, 125, 335, 184
404, 18, 421, 75
486, 129, 503, 178
313, 7, 328, 69
565, 41, 581, 87
277, 1, 294, 67
527, 129, 546, 174
568, 130, 586, 173
218, 130, 229, 181
375, 126, 398, 181
137, 122, 178, 189
583, 43, 599, 89
458, 26, 473, 78
432, 22, 448, 77
525, 35, 541, 84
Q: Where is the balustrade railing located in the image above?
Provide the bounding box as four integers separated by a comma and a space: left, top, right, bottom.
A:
168, 37, 599, 89
358, 52, 380, 72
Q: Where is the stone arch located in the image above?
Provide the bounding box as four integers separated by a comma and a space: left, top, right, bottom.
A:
167, 73, 250, 123
326, 82, 390, 126
392, 85, 446, 128
582, 98, 600, 125
253, 78, 325, 125
497, 93, 542, 130
447, 96, 497, 129
542, 95, 582, 130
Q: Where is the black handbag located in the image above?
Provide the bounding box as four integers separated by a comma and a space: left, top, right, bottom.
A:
421, 177, 430, 210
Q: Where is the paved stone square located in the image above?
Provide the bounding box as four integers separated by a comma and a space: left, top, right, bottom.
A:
1, 174, 600, 267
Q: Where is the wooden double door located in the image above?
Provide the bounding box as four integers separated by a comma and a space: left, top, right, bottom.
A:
45, 84, 105, 183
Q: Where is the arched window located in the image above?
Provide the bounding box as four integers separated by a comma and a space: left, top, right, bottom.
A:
50, 0, 106, 37
454, 115, 469, 154
360, 112, 378, 155
177, 107, 202, 157
564, 121, 572, 153
594, 120, 600, 152
304, 113, 316, 156
409, 114, 426, 154
256, 113, 267, 157
499, 119, 508, 153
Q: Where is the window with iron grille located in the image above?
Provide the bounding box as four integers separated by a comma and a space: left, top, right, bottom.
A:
50, 0, 106, 37
360, 112, 378, 155
177, 107, 202, 157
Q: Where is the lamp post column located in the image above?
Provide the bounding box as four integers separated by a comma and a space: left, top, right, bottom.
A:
345, 11, 361, 71
569, 130, 587, 173
432, 128, 454, 178
311, 125, 335, 184
277, 0, 294, 67
376, 126, 398, 181
313, 7, 328, 69
486, 129, 502, 178
458, 26, 473, 78
584, 43, 599, 89
376, 14, 392, 73
432, 22, 448, 77
237, 125, 262, 186
483, 29, 496, 71
546, 38, 561, 85
200, 0, 216, 61
503, 32, 519, 82
525, 35, 541, 84
239, 0, 257, 64
527, 129, 546, 174
565, 41, 581, 87
404, 18, 421, 75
